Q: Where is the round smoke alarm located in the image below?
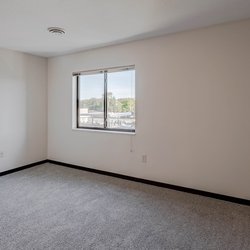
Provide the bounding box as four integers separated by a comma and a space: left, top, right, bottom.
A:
48, 27, 65, 35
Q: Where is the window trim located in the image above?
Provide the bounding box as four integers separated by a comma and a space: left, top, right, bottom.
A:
74, 65, 135, 133
72, 65, 135, 76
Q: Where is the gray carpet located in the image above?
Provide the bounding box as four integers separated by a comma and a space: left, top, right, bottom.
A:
0, 164, 249, 250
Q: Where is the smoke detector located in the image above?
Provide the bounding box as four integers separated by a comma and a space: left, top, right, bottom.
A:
48, 27, 65, 35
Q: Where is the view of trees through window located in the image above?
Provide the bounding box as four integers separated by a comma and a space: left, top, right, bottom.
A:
77, 67, 135, 131
78, 73, 104, 128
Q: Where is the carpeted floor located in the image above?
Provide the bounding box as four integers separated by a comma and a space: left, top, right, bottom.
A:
0, 163, 249, 250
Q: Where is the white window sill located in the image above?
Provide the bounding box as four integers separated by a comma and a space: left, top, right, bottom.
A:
72, 128, 136, 135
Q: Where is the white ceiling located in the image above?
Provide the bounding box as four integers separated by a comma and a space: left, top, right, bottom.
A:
0, 0, 250, 57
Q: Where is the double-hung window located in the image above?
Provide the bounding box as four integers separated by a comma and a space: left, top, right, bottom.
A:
73, 66, 135, 133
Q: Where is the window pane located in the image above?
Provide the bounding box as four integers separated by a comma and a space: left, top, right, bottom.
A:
107, 69, 135, 130
78, 73, 104, 128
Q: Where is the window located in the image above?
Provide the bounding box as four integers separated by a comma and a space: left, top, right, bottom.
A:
73, 66, 135, 133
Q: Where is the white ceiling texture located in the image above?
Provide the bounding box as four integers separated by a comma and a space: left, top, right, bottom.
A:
0, 0, 250, 57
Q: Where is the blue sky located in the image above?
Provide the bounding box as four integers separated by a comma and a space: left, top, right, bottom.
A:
79, 70, 135, 100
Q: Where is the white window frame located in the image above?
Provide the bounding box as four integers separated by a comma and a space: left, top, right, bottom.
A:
72, 65, 136, 133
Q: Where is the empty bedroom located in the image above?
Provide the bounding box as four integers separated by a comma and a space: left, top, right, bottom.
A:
0, 0, 250, 249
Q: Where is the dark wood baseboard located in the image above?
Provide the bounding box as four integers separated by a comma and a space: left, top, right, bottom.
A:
1, 159, 248, 206
47, 159, 250, 206
0, 160, 47, 177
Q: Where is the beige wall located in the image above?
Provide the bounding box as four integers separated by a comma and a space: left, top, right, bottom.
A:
0, 48, 47, 171
48, 19, 250, 199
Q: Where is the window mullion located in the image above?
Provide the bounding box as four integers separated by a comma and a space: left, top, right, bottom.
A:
76, 75, 80, 128
104, 71, 108, 128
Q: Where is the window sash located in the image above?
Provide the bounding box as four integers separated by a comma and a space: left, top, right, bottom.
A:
76, 66, 135, 133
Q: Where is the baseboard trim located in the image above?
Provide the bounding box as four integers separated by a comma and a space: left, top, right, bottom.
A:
47, 159, 250, 206
0, 160, 47, 177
